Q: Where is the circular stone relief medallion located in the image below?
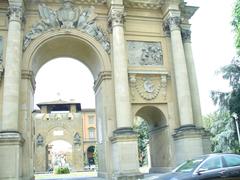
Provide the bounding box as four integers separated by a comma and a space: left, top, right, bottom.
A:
136, 78, 160, 100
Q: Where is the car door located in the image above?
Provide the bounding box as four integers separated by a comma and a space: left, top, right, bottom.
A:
193, 156, 225, 179
222, 154, 240, 178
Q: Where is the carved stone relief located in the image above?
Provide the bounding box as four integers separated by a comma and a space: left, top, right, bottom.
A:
73, 132, 81, 145
23, 1, 110, 53
129, 74, 168, 102
135, 77, 161, 100
36, 134, 44, 146
128, 41, 163, 66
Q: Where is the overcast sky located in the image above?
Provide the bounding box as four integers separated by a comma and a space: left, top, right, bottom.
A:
186, 0, 236, 114
34, 0, 236, 115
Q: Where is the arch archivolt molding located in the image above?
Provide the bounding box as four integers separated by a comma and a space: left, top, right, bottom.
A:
22, 29, 111, 81
40, 125, 76, 146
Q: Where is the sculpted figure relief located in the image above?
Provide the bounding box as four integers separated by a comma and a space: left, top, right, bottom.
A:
23, 2, 110, 53
74, 132, 81, 145
38, 4, 59, 29
128, 41, 163, 66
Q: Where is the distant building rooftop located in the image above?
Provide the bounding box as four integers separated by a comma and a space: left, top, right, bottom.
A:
37, 99, 81, 112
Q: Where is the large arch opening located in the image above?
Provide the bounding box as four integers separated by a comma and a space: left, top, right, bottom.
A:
21, 30, 114, 178
135, 106, 171, 173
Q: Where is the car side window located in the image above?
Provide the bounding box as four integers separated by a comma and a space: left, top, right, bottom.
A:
224, 155, 240, 167
199, 156, 222, 170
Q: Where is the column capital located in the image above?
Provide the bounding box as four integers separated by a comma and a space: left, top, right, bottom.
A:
181, 28, 191, 43
108, 5, 125, 30
7, 5, 24, 23
163, 16, 181, 34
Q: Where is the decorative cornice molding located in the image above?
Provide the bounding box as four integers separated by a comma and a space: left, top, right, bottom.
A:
7, 5, 24, 22
124, 0, 164, 10
180, 2, 199, 22
108, 6, 125, 30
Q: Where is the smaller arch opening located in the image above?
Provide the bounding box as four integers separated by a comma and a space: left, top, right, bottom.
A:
136, 106, 167, 131
86, 145, 96, 170
134, 106, 168, 173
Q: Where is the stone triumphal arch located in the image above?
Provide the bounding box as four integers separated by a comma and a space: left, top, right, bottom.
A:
0, 0, 210, 179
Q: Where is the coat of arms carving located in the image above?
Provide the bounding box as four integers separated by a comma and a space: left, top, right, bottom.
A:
23, 0, 110, 53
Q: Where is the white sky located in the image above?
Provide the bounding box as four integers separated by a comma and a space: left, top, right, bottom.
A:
186, 0, 236, 114
34, 0, 236, 115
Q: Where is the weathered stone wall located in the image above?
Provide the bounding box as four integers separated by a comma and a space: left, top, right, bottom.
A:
33, 112, 84, 172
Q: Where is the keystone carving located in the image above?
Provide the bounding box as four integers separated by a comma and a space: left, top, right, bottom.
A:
23, 1, 110, 53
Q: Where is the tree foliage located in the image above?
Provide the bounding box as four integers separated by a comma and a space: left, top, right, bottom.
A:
206, 1, 240, 153
233, 0, 240, 49
211, 58, 240, 117
133, 119, 149, 167
203, 110, 239, 153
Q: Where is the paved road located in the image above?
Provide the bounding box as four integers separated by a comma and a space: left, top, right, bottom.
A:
36, 174, 161, 180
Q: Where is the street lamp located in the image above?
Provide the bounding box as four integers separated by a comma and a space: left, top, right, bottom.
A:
232, 112, 240, 146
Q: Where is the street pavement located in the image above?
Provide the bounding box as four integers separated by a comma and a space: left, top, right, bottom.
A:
35, 172, 162, 180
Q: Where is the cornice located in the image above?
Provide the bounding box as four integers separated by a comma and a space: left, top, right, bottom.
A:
124, 0, 165, 10
24, 0, 106, 6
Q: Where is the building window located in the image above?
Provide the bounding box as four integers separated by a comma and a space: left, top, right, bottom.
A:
88, 127, 95, 139
88, 115, 95, 124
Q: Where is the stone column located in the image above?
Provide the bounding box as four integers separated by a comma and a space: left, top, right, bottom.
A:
2, 4, 24, 131
108, 6, 132, 130
164, 12, 194, 126
182, 27, 203, 127
164, 11, 206, 164
108, 5, 142, 179
0, 3, 24, 180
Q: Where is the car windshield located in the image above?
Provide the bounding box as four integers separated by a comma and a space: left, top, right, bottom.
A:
174, 157, 206, 173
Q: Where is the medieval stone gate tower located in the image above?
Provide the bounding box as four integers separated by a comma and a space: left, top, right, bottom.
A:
0, 0, 210, 179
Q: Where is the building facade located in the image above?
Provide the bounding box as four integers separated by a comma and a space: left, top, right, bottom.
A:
0, 0, 210, 179
33, 100, 97, 172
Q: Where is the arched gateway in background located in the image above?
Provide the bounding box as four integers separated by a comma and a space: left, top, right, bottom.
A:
0, 0, 210, 179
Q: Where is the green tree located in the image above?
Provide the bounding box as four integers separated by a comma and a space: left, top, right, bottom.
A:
203, 110, 239, 153
233, 0, 240, 49
134, 119, 149, 167
207, 0, 240, 152
211, 58, 240, 117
